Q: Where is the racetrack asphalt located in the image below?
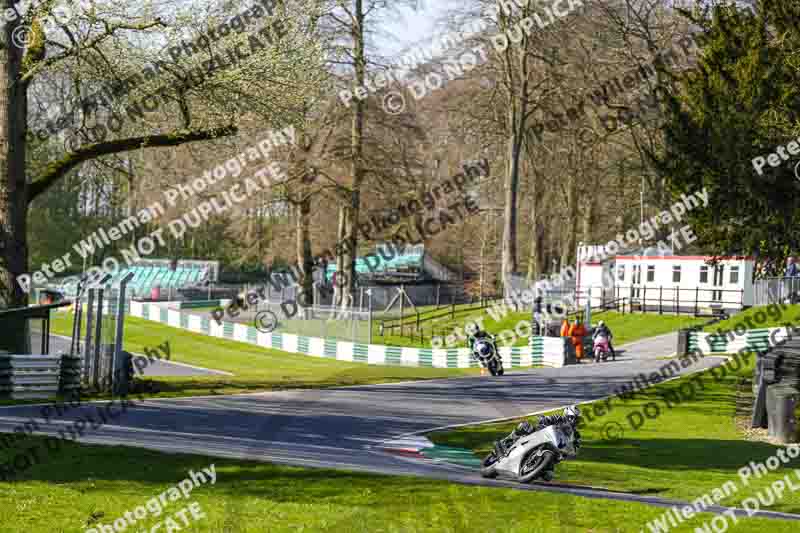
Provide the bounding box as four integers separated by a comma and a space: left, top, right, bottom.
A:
2, 332, 798, 522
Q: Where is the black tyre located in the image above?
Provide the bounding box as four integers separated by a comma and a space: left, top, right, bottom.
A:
518, 446, 558, 484
480, 452, 499, 478
497, 365, 505, 376
488, 360, 498, 376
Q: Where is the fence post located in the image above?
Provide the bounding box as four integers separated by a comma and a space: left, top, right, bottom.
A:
400, 285, 405, 337
695, 287, 699, 315
642, 286, 646, 313
367, 289, 373, 345
659, 287, 663, 314
436, 284, 440, 307
451, 302, 455, 319
416, 311, 420, 332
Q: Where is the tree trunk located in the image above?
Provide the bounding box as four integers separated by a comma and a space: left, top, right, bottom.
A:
526, 190, 542, 283
333, 205, 346, 307
0, 9, 31, 353
582, 184, 596, 244
502, 124, 522, 288
341, 0, 366, 310
296, 196, 313, 307
561, 171, 579, 269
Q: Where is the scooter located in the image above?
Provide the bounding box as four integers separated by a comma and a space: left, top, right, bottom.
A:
481, 406, 582, 483
593, 334, 613, 362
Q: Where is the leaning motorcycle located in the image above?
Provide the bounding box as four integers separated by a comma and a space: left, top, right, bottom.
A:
472, 336, 504, 376
480, 406, 582, 483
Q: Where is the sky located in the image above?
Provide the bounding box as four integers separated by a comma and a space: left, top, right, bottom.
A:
380, 0, 452, 59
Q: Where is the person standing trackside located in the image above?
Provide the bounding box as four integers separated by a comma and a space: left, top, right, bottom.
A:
785, 257, 798, 277
569, 318, 588, 361
560, 318, 570, 338
786, 257, 799, 303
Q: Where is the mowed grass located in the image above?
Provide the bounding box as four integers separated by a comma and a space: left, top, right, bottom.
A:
430, 352, 800, 515
588, 311, 707, 346
377, 309, 707, 349
2, 437, 798, 532
703, 304, 800, 334
46, 311, 478, 399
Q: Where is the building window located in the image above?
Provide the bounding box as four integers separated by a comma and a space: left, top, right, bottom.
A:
730, 266, 740, 284
618, 265, 625, 281
647, 265, 655, 282
673, 265, 681, 283
700, 266, 709, 283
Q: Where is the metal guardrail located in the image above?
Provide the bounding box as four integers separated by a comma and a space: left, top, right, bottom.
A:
0, 354, 82, 400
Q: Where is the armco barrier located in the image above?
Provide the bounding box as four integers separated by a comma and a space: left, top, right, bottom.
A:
0, 354, 82, 400
128, 302, 566, 368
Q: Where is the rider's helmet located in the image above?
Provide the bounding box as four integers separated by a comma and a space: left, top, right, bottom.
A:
515, 420, 533, 435
465, 322, 480, 336
598, 320, 605, 328
564, 405, 581, 418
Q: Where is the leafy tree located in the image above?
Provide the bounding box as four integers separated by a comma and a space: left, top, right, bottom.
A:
651, 0, 800, 273
0, 0, 327, 352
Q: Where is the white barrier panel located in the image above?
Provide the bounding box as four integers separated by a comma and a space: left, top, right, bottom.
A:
234, 323, 249, 342
337, 342, 354, 362
309, 337, 325, 357
368, 344, 386, 365
167, 309, 181, 328
188, 314, 203, 333
401, 347, 419, 366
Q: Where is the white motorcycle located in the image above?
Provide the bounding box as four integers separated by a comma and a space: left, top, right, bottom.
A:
480, 406, 582, 483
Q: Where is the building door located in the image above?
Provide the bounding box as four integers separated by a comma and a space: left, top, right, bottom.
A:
632, 265, 641, 299
712, 264, 724, 302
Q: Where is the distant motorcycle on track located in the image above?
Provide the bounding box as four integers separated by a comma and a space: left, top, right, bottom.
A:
593, 334, 613, 362
480, 406, 582, 483
471, 335, 504, 376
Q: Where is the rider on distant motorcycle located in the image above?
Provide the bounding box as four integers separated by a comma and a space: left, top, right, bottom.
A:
466, 322, 490, 348
592, 320, 616, 359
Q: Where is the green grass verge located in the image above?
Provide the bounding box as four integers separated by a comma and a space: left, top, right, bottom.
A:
2, 436, 797, 532
429, 353, 800, 515
703, 304, 800, 334
377, 310, 707, 349
588, 311, 707, 346
46, 312, 478, 399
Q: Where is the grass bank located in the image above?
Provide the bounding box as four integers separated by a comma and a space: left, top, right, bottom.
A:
1, 436, 797, 532
46, 312, 478, 399
703, 304, 800, 334
430, 354, 800, 515
377, 310, 707, 349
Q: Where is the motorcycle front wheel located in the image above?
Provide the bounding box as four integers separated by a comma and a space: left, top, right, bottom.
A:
480, 452, 499, 478
518, 446, 557, 483
488, 360, 498, 376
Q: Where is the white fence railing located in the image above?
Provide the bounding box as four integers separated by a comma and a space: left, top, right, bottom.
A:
754, 277, 800, 306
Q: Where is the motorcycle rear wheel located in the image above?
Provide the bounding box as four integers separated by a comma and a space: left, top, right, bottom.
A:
518, 446, 557, 483
480, 452, 499, 478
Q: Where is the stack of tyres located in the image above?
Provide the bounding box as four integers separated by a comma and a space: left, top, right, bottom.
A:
757, 337, 800, 442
